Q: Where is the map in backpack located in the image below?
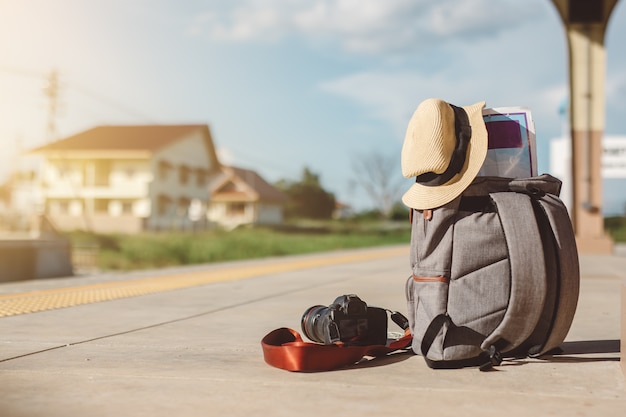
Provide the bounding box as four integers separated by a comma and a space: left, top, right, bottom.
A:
478, 107, 538, 178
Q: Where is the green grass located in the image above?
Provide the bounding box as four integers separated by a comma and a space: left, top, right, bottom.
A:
605, 216, 626, 242
65, 215, 626, 272
66, 223, 411, 271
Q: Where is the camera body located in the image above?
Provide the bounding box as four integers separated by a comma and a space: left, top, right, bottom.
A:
301, 294, 388, 346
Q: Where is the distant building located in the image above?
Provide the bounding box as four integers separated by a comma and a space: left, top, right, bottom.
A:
333, 201, 354, 220
208, 166, 288, 229
550, 135, 626, 216
28, 124, 221, 233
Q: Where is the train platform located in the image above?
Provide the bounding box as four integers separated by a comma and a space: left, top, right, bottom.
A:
0, 245, 624, 417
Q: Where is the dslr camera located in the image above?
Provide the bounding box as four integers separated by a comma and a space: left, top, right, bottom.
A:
300, 294, 389, 346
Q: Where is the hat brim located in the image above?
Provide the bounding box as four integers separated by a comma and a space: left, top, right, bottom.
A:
402, 101, 488, 210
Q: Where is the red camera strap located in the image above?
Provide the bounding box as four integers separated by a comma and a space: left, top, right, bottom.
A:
261, 327, 413, 372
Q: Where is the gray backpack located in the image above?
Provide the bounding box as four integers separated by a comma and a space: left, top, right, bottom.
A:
405, 174, 579, 370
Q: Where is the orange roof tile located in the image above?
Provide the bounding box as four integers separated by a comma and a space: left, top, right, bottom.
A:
212, 166, 288, 203
31, 124, 210, 152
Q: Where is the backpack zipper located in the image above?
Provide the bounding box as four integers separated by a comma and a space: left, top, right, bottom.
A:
412, 275, 450, 284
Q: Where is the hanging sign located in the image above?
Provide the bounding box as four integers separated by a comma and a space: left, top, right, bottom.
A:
602, 137, 626, 178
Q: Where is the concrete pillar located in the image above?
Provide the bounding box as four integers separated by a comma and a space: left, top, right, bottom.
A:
551, 0, 619, 254
622, 278, 626, 376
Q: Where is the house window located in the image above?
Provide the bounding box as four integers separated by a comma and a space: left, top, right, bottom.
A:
157, 194, 172, 216
122, 200, 133, 214
178, 197, 190, 216
179, 165, 190, 185
227, 202, 246, 216
196, 168, 207, 187
158, 160, 172, 181
108, 200, 133, 217
94, 199, 110, 213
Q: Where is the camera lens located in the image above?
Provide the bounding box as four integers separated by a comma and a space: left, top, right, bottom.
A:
300, 305, 327, 343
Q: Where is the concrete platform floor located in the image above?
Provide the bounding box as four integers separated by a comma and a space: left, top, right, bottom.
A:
0, 245, 624, 417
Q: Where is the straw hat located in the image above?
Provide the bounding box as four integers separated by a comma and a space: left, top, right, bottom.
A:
401, 98, 488, 210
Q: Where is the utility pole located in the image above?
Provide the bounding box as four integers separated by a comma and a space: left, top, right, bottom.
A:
550, 0, 620, 254
42, 69, 59, 143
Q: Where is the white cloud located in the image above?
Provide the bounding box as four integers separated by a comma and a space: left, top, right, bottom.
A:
319, 71, 450, 136
315, 1, 569, 141
427, 0, 541, 38
186, 0, 545, 54
187, 7, 287, 42
319, 67, 568, 143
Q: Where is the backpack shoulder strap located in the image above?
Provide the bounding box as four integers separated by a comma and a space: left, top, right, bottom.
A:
481, 191, 547, 352
531, 193, 580, 356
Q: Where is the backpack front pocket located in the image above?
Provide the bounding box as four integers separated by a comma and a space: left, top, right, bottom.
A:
406, 275, 450, 359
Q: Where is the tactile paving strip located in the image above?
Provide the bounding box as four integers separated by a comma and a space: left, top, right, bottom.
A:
0, 246, 407, 318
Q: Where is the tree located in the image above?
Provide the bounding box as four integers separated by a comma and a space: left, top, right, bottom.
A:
276, 167, 336, 219
351, 151, 405, 218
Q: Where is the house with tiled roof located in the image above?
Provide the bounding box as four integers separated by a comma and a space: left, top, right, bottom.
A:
29, 124, 221, 233
208, 166, 288, 229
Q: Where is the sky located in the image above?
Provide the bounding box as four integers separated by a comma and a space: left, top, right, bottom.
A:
1, 0, 625, 212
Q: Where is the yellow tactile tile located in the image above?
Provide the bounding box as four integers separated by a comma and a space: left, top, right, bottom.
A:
0, 246, 407, 318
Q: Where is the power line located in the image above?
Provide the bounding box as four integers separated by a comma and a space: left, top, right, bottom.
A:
0, 66, 43, 79
0, 66, 157, 132
69, 81, 156, 123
